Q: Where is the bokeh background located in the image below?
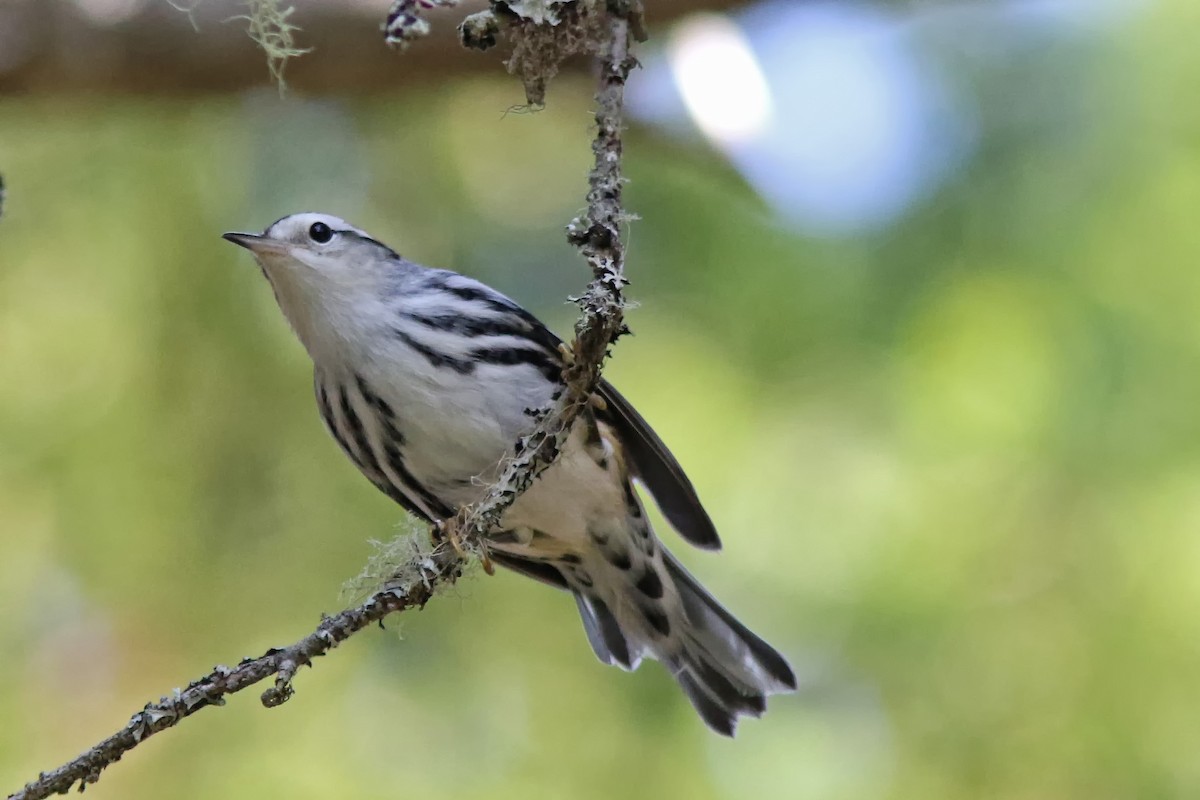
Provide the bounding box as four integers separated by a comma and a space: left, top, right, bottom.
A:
3, 0, 1199, 797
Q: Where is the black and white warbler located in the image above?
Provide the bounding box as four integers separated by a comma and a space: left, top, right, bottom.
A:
224, 213, 796, 735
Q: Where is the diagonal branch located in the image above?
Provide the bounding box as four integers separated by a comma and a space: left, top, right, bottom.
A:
7, 5, 640, 799
9, 546, 464, 800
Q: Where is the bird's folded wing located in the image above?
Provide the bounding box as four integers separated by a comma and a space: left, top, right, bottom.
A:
597, 380, 723, 551
509, 307, 722, 551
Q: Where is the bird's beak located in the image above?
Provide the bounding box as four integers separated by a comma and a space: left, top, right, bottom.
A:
222, 231, 289, 255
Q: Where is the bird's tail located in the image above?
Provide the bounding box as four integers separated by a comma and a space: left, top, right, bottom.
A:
660, 551, 796, 735
570, 546, 796, 736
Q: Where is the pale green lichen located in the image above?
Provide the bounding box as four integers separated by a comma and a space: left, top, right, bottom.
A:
168, 0, 309, 90
166, 0, 202, 31
237, 0, 310, 90
340, 519, 481, 606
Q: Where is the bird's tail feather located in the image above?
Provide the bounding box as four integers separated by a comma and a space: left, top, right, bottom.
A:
574, 592, 636, 670
661, 550, 796, 735
569, 547, 795, 736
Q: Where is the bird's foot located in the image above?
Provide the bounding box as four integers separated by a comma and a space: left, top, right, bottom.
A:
434, 519, 495, 575
479, 545, 495, 576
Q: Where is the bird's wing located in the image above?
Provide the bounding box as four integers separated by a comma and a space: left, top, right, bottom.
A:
488, 550, 571, 589
496, 297, 722, 551
597, 380, 722, 551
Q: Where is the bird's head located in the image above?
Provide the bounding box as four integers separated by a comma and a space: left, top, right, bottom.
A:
223, 212, 401, 283
223, 212, 406, 360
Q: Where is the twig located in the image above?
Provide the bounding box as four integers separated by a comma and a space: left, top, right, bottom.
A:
8, 545, 463, 800
383, 0, 462, 50
8, 4, 640, 798
444, 5, 638, 546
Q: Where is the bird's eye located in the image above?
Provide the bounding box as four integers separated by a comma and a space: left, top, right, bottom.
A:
308, 222, 333, 244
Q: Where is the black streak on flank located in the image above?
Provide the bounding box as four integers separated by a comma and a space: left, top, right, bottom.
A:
317, 381, 366, 472
316, 383, 334, 428
315, 380, 425, 521
382, 440, 449, 518
356, 374, 405, 445
320, 384, 370, 475
339, 386, 383, 476
373, 478, 430, 522
346, 382, 446, 519
355, 374, 396, 418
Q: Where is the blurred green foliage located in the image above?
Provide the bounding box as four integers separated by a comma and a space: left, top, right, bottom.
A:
3, 2, 1200, 797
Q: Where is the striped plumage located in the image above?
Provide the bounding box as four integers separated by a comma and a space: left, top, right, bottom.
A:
224, 212, 796, 735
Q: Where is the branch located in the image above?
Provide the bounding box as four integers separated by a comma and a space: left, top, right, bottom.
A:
383, 0, 462, 51
445, 5, 638, 546
8, 4, 640, 799
9, 544, 464, 800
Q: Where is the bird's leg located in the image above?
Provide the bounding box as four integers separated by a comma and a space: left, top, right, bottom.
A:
433, 518, 495, 575
432, 517, 463, 554
434, 517, 466, 555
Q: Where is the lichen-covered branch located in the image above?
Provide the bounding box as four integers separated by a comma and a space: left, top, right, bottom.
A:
9, 4, 640, 798
459, 0, 646, 106
383, 0, 463, 51
239, 0, 309, 86
8, 544, 464, 800
444, 5, 638, 545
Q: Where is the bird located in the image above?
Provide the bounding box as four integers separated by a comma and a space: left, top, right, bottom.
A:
224, 212, 796, 735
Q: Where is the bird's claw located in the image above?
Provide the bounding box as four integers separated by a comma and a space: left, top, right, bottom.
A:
435, 519, 496, 576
